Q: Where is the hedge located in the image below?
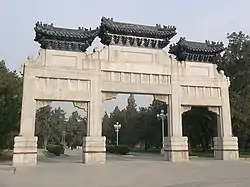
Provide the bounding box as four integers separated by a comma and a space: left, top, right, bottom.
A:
106, 145, 130, 155
46, 144, 64, 156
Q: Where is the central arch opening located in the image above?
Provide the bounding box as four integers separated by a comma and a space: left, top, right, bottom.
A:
102, 93, 169, 161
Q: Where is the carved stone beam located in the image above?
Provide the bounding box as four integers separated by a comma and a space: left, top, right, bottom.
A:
36, 100, 52, 110
153, 95, 169, 104
73, 101, 88, 112
102, 92, 118, 102
208, 107, 219, 115
181, 106, 192, 114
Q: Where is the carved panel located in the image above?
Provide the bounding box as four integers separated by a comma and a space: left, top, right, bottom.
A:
49, 55, 77, 68
101, 71, 170, 85
132, 73, 141, 83
151, 74, 159, 84
112, 72, 121, 82
102, 92, 118, 102
103, 71, 111, 82
36, 100, 52, 109
123, 73, 131, 83
159, 75, 171, 85
82, 60, 96, 70
141, 74, 150, 84
153, 95, 168, 103
73, 101, 88, 112
181, 86, 221, 98
36, 77, 90, 91
119, 50, 153, 63
188, 66, 209, 76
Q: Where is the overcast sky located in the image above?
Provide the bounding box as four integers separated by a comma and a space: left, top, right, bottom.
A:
1, 0, 250, 116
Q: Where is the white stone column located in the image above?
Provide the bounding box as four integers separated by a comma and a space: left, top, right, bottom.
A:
13, 66, 38, 166
164, 61, 189, 162
213, 71, 239, 160
81, 74, 106, 164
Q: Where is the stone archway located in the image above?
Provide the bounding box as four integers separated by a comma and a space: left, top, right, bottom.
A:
13, 17, 239, 166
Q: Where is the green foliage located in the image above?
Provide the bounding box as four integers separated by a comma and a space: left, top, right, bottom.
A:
216, 31, 250, 150
106, 145, 130, 155
0, 61, 22, 149
46, 144, 64, 156
0, 150, 13, 161
35, 107, 87, 148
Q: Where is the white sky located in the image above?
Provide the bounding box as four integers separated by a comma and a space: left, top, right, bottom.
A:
1, 0, 250, 116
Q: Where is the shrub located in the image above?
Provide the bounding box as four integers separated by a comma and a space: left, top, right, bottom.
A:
0, 150, 13, 161
46, 144, 64, 156
106, 145, 116, 153
106, 145, 130, 155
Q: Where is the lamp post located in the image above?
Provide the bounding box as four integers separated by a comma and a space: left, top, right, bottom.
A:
114, 122, 122, 146
61, 130, 67, 148
157, 110, 167, 154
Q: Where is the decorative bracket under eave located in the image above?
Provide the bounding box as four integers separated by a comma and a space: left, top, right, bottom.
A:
36, 100, 52, 110
102, 92, 118, 102
73, 102, 88, 112
153, 94, 169, 104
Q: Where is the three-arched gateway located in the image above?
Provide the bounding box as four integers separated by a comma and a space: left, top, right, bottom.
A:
13, 17, 239, 166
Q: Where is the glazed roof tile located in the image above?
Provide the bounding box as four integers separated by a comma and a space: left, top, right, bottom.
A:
100, 17, 177, 39
169, 37, 225, 54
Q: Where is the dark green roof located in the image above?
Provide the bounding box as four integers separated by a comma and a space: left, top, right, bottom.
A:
34, 17, 177, 51
34, 22, 99, 52
99, 17, 176, 40
169, 37, 225, 62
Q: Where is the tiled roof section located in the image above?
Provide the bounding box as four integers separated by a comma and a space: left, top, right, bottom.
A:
169, 37, 225, 62
99, 17, 177, 39
33, 18, 177, 51
99, 17, 177, 49
34, 22, 99, 52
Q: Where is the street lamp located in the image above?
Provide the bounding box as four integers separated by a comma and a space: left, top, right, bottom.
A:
114, 122, 122, 146
61, 130, 67, 148
157, 110, 167, 154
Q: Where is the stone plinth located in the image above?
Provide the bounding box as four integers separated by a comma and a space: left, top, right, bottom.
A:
12, 136, 38, 166
82, 136, 106, 164
213, 137, 239, 160
164, 136, 189, 162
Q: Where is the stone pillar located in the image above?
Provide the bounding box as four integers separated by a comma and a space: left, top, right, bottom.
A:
164, 61, 189, 162
213, 71, 239, 160
80, 74, 106, 164
13, 66, 38, 166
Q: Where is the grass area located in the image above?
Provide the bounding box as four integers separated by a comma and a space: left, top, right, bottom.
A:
0, 150, 13, 161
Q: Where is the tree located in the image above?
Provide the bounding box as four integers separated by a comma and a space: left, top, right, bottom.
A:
102, 112, 110, 137
35, 105, 53, 147
217, 31, 250, 150
123, 94, 139, 146
182, 107, 217, 152
0, 61, 22, 149
66, 111, 87, 148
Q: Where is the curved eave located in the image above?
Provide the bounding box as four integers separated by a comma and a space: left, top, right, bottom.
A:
34, 26, 99, 43
100, 19, 177, 40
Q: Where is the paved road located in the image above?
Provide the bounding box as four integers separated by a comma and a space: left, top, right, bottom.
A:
0, 150, 250, 187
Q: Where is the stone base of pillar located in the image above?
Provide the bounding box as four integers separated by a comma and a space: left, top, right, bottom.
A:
213, 137, 239, 160
164, 136, 189, 162
12, 136, 38, 166
82, 136, 106, 164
